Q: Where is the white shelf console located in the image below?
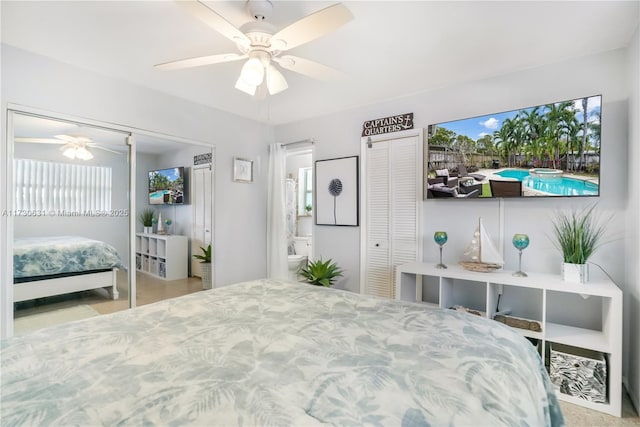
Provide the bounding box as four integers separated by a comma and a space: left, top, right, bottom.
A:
135, 233, 188, 281
395, 261, 623, 417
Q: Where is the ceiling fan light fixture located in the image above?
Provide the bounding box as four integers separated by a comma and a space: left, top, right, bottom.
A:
61, 142, 93, 160
266, 64, 288, 95
235, 75, 257, 96
62, 144, 77, 159
76, 145, 94, 161
240, 57, 265, 86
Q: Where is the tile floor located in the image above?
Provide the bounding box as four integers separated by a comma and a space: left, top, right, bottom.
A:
14, 270, 203, 320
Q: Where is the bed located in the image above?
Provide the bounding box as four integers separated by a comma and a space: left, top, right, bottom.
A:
0, 279, 564, 426
13, 236, 124, 303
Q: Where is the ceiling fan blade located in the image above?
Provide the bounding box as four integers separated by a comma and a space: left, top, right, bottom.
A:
178, 1, 250, 48
14, 137, 64, 144
155, 53, 246, 70
270, 3, 353, 51
266, 65, 288, 95
54, 134, 79, 143
72, 136, 92, 144
275, 55, 345, 81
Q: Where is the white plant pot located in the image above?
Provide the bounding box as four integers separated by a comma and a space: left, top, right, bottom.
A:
144, 226, 153, 234
201, 263, 213, 290
562, 262, 589, 283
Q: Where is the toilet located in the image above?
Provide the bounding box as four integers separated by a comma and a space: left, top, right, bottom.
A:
288, 236, 311, 282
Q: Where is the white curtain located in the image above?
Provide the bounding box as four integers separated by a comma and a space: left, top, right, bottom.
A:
13, 159, 112, 212
267, 143, 288, 279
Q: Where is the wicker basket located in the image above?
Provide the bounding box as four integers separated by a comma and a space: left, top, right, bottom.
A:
459, 261, 502, 272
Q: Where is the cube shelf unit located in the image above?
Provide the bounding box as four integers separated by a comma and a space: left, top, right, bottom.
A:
135, 233, 188, 281
396, 261, 623, 417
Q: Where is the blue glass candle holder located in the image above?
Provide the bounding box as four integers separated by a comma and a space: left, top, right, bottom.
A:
434, 231, 448, 269
512, 234, 530, 277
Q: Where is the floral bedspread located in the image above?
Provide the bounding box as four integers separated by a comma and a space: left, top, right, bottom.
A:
0, 279, 564, 426
13, 236, 124, 280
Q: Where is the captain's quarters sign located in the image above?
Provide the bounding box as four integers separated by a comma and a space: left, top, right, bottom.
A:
362, 113, 414, 136
194, 152, 212, 165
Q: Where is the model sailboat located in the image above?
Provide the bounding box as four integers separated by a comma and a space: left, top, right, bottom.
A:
460, 218, 504, 271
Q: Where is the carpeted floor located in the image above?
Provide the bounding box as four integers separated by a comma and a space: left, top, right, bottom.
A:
13, 304, 100, 335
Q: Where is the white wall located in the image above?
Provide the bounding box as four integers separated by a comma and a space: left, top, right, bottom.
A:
625, 25, 640, 412
275, 46, 635, 387
1, 44, 273, 286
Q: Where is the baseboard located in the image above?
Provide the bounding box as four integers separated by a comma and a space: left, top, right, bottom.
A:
623, 376, 639, 415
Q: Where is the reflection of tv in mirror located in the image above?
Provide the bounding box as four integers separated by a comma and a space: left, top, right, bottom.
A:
149, 167, 185, 205
426, 95, 601, 199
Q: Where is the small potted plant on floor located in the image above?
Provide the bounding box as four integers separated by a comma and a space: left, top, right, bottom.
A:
193, 244, 212, 290
138, 209, 154, 234
552, 205, 609, 283
299, 258, 343, 287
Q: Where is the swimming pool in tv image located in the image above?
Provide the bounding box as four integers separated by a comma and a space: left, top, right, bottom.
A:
495, 169, 599, 196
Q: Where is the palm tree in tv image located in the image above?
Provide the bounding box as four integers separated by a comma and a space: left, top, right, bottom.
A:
493, 120, 515, 167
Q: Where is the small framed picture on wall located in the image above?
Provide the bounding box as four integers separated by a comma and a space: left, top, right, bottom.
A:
233, 157, 253, 183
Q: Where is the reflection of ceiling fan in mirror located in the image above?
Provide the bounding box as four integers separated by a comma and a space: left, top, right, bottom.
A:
14, 135, 121, 161
155, 0, 353, 97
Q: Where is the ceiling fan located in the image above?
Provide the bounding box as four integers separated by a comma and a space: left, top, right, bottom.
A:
155, 0, 353, 97
14, 135, 121, 161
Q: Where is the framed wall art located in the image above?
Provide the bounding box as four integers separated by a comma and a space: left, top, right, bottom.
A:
233, 157, 253, 183
315, 155, 359, 226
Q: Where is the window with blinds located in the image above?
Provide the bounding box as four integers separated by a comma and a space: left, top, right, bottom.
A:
13, 159, 112, 212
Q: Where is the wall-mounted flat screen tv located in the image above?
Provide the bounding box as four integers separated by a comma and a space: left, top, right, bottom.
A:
149, 167, 185, 205
425, 95, 601, 199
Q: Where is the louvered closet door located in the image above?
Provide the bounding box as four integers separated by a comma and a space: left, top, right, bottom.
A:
363, 134, 421, 299
389, 138, 420, 298
364, 143, 391, 298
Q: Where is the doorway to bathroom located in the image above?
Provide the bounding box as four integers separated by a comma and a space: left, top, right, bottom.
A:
285, 144, 314, 282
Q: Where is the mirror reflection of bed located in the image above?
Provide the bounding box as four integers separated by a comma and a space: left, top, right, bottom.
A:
11, 113, 210, 335
11, 114, 131, 334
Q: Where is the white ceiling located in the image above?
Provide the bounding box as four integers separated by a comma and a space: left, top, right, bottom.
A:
12, 113, 192, 154
2, 1, 639, 126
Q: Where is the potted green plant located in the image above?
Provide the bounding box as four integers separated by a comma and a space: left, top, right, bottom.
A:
305, 204, 313, 215
138, 209, 155, 234
299, 258, 343, 287
551, 205, 609, 283
193, 244, 212, 290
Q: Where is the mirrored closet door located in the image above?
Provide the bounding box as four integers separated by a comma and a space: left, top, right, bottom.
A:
9, 111, 133, 335
133, 134, 213, 304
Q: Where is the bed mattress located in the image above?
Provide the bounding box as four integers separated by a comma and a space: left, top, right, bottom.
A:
13, 236, 124, 282
0, 279, 564, 426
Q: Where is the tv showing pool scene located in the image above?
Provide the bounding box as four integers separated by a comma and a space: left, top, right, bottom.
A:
425, 95, 601, 199
149, 167, 185, 205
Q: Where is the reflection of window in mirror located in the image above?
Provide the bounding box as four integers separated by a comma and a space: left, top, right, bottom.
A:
298, 167, 313, 216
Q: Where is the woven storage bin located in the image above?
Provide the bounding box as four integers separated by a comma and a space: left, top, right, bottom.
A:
550, 343, 607, 403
